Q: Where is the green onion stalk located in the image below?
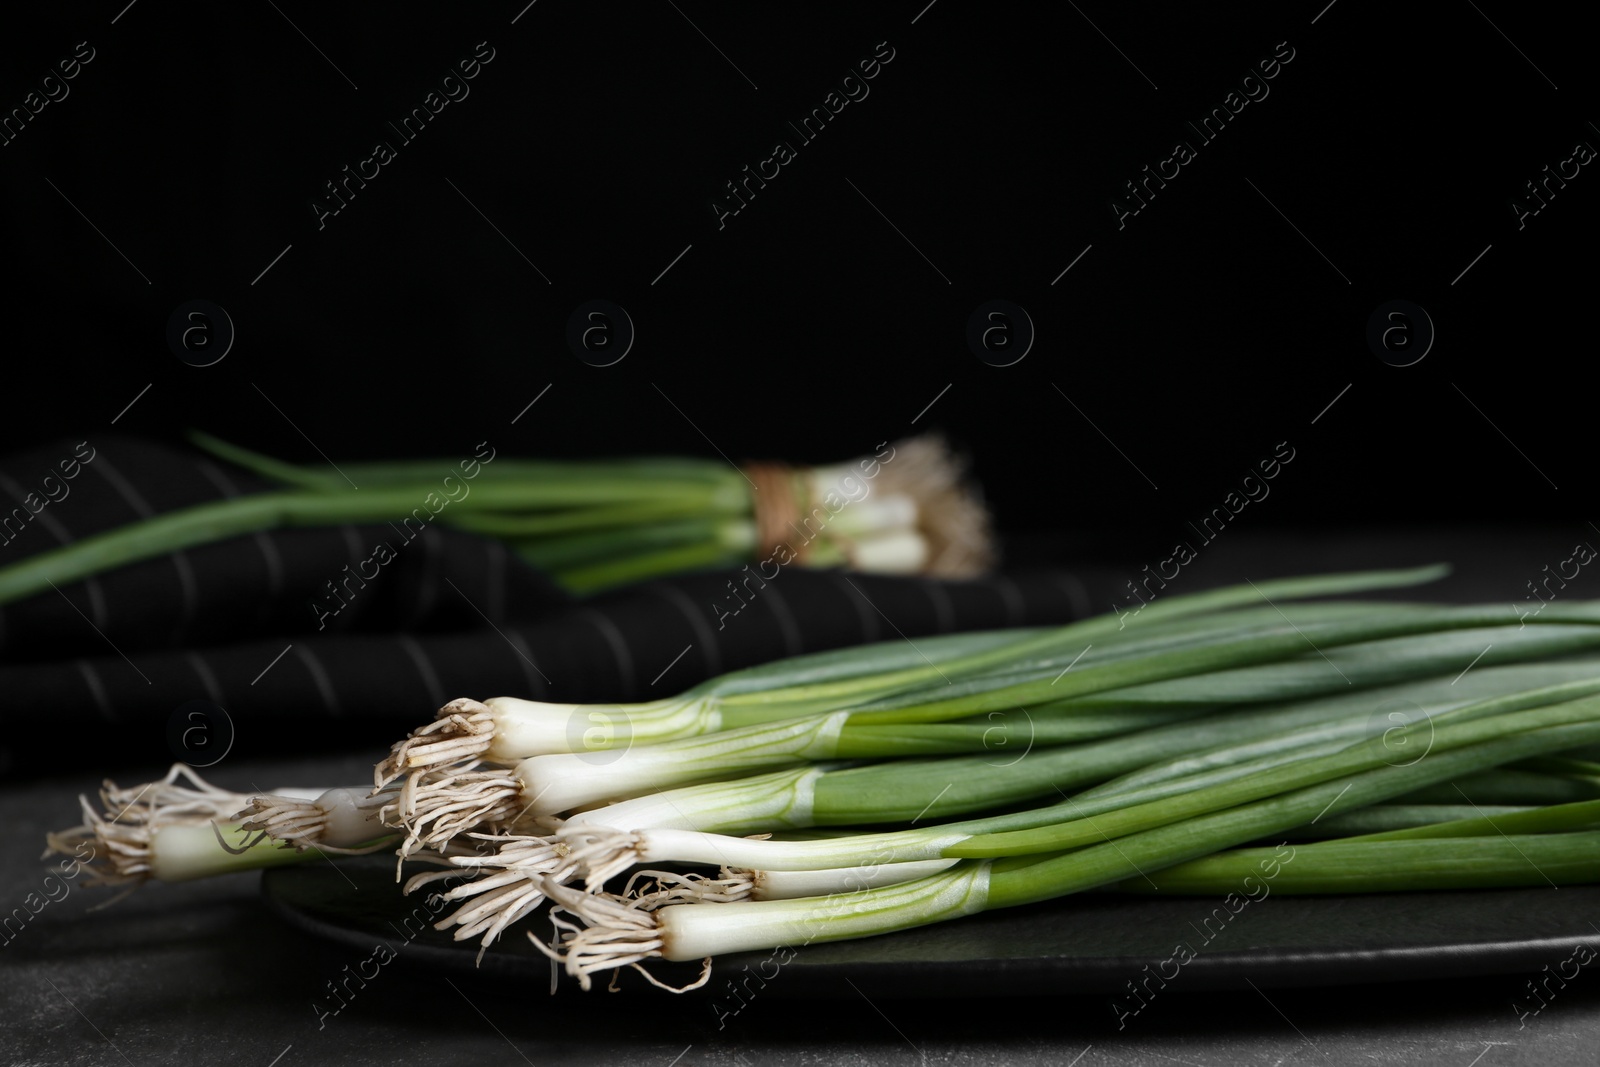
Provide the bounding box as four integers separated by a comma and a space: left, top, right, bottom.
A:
535, 712, 1600, 990
406, 660, 1600, 947
381, 603, 1600, 836
45, 765, 400, 889
380, 567, 1457, 777
368, 569, 1598, 894
50, 565, 1600, 990
607, 799, 1550, 905
365, 572, 1600, 985
401, 764, 862, 954
526, 692, 1600, 878
1116, 797, 1600, 893
0, 432, 998, 602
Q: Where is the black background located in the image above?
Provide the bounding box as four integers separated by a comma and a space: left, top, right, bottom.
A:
2, 1, 1589, 564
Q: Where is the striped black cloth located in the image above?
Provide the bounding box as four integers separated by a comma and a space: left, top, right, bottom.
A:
0, 437, 1115, 771
0, 437, 572, 659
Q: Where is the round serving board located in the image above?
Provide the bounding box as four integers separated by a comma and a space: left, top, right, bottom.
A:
261, 858, 1588, 996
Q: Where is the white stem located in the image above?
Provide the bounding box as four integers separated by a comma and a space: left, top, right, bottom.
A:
148, 821, 306, 882
806, 463, 870, 502
265, 786, 328, 801
514, 712, 852, 816
317, 787, 393, 846
751, 858, 960, 900
654, 861, 991, 960
484, 695, 717, 760
824, 493, 919, 537
846, 530, 929, 574
568, 765, 826, 834
715, 520, 758, 554
634, 826, 968, 871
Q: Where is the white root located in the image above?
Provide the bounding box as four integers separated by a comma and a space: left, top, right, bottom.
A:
44, 794, 152, 891
553, 826, 647, 889
622, 868, 754, 908
374, 698, 497, 788
378, 766, 526, 864
99, 763, 248, 822
237, 794, 326, 846
43, 765, 261, 891
410, 838, 582, 962
407, 827, 646, 956
530, 877, 712, 993
45, 765, 406, 891
238, 785, 398, 854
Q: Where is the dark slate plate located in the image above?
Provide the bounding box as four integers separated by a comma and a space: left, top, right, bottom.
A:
261, 857, 1595, 998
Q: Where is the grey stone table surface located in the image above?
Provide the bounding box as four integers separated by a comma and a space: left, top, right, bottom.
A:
6, 528, 1600, 1067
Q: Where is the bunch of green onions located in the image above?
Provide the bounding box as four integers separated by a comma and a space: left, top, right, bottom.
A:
49, 564, 1600, 989
0, 432, 993, 603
